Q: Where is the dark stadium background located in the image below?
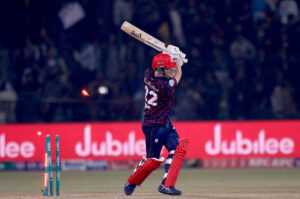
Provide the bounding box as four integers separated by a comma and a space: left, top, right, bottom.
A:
0, 0, 299, 124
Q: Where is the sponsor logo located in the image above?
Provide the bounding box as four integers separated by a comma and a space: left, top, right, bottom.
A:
87, 161, 108, 170
61, 161, 87, 171
75, 125, 146, 157
14, 162, 26, 170
131, 30, 142, 38
205, 124, 295, 156
202, 158, 294, 168
248, 158, 294, 168
0, 134, 35, 159
169, 79, 175, 87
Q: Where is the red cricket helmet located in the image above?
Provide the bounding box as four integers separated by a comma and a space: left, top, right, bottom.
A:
152, 53, 176, 69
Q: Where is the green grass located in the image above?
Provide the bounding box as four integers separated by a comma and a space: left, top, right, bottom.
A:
0, 168, 300, 198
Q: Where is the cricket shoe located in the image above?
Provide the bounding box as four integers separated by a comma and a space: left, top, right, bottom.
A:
124, 183, 137, 195
158, 184, 182, 195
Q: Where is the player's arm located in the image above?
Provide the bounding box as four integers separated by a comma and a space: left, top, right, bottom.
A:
173, 59, 182, 85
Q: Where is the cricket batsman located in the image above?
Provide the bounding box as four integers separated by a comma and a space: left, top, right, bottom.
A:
124, 47, 189, 196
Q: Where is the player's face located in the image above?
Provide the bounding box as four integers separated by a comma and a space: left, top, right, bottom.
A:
164, 67, 176, 78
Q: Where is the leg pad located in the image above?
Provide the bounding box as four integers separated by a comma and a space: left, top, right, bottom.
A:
128, 157, 165, 185
164, 138, 189, 187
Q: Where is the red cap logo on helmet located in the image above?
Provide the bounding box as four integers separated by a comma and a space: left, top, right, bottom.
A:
152, 53, 176, 69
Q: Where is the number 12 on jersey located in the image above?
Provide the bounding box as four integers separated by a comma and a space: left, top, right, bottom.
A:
145, 86, 157, 109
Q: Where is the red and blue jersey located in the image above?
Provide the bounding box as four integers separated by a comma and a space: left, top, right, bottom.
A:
143, 68, 177, 125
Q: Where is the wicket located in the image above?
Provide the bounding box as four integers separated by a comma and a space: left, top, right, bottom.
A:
44, 135, 60, 196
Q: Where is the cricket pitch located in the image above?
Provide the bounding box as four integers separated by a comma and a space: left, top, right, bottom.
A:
0, 168, 299, 199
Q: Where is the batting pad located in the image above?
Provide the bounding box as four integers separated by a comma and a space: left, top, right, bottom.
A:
164, 138, 189, 187
128, 157, 165, 185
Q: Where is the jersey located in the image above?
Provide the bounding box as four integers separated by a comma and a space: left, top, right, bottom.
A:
143, 68, 177, 125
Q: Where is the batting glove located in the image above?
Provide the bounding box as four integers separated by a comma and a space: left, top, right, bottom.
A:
172, 54, 184, 66
164, 45, 188, 64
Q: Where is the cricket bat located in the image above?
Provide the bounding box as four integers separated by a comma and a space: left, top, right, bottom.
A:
120, 21, 167, 52
120, 21, 188, 63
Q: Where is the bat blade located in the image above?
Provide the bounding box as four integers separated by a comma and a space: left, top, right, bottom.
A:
120, 21, 166, 52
